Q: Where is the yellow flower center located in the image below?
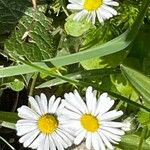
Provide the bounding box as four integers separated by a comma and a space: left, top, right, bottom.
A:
80, 114, 99, 132
83, 0, 103, 11
37, 114, 58, 134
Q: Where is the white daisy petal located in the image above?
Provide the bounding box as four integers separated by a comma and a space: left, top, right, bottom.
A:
64, 92, 86, 113
56, 130, 72, 147
101, 121, 124, 128
99, 132, 114, 150
56, 132, 69, 148
74, 130, 86, 145
97, 99, 114, 116
100, 126, 125, 135
35, 95, 45, 114
100, 110, 123, 121
29, 96, 42, 115
60, 126, 75, 137
105, 1, 119, 6
95, 93, 108, 115
86, 86, 94, 113
51, 97, 61, 113
86, 132, 92, 149
91, 11, 96, 24
48, 95, 55, 112
108, 138, 119, 144
40, 93, 48, 113
19, 129, 39, 144
67, 4, 83, 10
69, 0, 82, 5
102, 5, 117, 15
96, 10, 104, 23
28, 133, 45, 149
74, 89, 88, 113
90, 89, 97, 115
92, 133, 100, 150
97, 133, 106, 150
16, 119, 36, 127
62, 100, 82, 115
37, 135, 46, 150
61, 120, 81, 130
17, 106, 39, 120
56, 102, 65, 115
75, 128, 84, 136
74, 10, 87, 21
52, 133, 64, 150
58, 128, 74, 142
62, 109, 81, 119
16, 125, 37, 136
44, 135, 50, 150
23, 130, 40, 147
101, 130, 121, 142
49, 136, 56, 150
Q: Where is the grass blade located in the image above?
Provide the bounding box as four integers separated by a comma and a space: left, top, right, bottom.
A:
120, 64, 150, 107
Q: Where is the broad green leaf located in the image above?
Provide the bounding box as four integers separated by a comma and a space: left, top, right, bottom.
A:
4, 2, 56, 61
9, 79, 24, 91
0, 0, 30, 34
120, 65, 150, 107
118, 134, 150, 150
65, 14, 93, 37
0, 111, 18, 123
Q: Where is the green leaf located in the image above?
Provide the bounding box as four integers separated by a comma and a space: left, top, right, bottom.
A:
0, 111, 18, 123
0, 30, 130, 78
65, 14, 93, 37
9, 79, 24, 92
0, 0, 149, 78
120, 65, 150, 107
4, 3, 56, 61
0, 0, 30, 34
1, 121, 16, 130
81, 50, 128, 70
36, 68, 119, 88
111, 74, 139, 100
126, 0, 150, 41
118, 134, 150, 150
138, 111, 150, 129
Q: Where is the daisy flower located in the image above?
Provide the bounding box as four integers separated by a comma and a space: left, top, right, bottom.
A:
67, 0, 119, 24
62, 86, 125, 150
16, 93, 74, 150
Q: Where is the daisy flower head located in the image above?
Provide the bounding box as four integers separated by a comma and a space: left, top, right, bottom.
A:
67, 0, 119, 24
16, 93, 74, 150
62, 86, 125, 150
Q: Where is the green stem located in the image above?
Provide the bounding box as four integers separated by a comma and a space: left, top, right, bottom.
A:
29, 73, 39, 96
138, 126, 147, 150
0, 136, 15, 150
11, 92, 19, 112
60, 0, 69, 16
